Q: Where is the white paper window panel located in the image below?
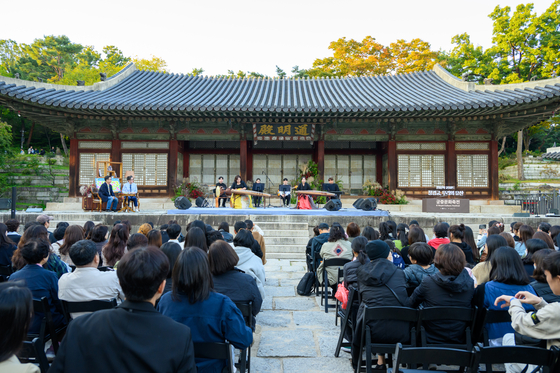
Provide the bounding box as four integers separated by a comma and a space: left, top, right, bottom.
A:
337, 156, 350, 186
350, 155, 363, 189
202, 155, 215, 185
364, 155, 376, 180
228, 155, 240, 183
79, 153, 110, 185
189, 155, 202, 184
457, 155, 488, 187
268, 155, 282, 186
215, 155, 228, 182
79, 141, 112, 149
156, 155, 168, 186
456, 142, 489, 151
283, 155, 298, 181
121, 141, 169, 149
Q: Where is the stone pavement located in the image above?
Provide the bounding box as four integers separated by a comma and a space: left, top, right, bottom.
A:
250, 258, 354, 373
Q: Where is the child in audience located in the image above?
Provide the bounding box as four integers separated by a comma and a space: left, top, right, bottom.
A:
403, 242, 438, 288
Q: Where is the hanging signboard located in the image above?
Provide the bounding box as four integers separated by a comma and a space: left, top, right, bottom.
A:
253, 123, 315, 143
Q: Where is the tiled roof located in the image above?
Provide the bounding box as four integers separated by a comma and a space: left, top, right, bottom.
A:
542, 152, 560, 160
1, 64, 559, 117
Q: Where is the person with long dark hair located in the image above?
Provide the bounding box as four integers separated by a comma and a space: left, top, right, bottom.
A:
361, 226, 379, 241
343, 236, 369, 289
230, 175, 250, 209
318, 224, 352, 288
160, 242, 182, 295
472, 235, 508, 285
231, 229, 266, 298
0, 223, 16, 267
157, 247, 252, 373
83, 221, 95, 240
473, 246, 537, 345
515, 224, 534, 257
463, 226, 480, 262
550, 225, 560, 250
58, 225, 85, 265
522, 239, 549, 278
448, 224, 475, 265
90, 224, 109, 265
147, 229, 162, 248
102, 224, 129, 267
186, 227, 208, 253
396, 223, 409, 250
400, 226, 427, 265
533, 231, 555, 250
0, 282, 38, 372
379, 222, 392, 241
529, 249, 560, 303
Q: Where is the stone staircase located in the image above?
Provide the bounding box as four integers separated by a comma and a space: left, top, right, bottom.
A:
253, 216, 310, 260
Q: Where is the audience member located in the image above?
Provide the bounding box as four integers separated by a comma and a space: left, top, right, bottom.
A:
157, 246, 252, 373
0, 223, 16, 267
529, 249, 560, 303
147, 229, 162, 248
58, 225, 85, 265
318, 225, 352, 289
137, 223, 152, 237
58, 240, 124, 318
427, 222, 450, 250
400, 226, 427, 265
515, 225, 534, 257
472, 235, 508, 285
233, 221, 263, 258
160, 224, 170, 244
209, 240, 263, 328
473, 247, 537, 345
533, 231, 555, 250
499, 232, 516, 249
403, 242, 438, 288
538, 222, 551, 235
384, 239, 405, 269
0, 282, 39, 373
102, 224, 129, 267
49, 247, 197, 373
352, 240, 409, 369
361, 226, 379, 241
120, 220, 132, 234
90, 224, 109, 265
522, 239, 549, 278
310, 223, 330, 271
83, 221, 95, 240
550, 225, 560, 250
396, 223, 409, 250
378, 221, 393, 241
186, 227, 208, 252
477, 220, 499, 249
306, 226, 320, 271
5, 219, 21, 245
464, 226, 480, 262
218, 222, 233, 243
448, 224, 475, 264
126, 233, 148, 252
231, 229, 266, 299
346, 222, 361, 243
246, 219, 266, 264
166, 223, 184, 249
8, 239, 66, 334
409, 219, 430, 241
343, 236, 369, 289
512, 222, 523, 242
160, 242, 182, 295
51, 224, 67, 255
36, 214, 56, 243
409, 244, 474, 344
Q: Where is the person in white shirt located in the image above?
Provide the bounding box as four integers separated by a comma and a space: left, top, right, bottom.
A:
58, 240, 124, 319
166, 224, 185, 249
122, 175, 139, 212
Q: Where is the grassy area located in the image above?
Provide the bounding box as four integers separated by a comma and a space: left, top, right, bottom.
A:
500, 178, 560, 184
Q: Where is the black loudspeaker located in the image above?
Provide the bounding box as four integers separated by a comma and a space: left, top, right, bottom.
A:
325, 199, 342, 212
174, 196, 192, 210
353, 198, 365, 210
195, 197, 208, 208
361, 198, 377, 211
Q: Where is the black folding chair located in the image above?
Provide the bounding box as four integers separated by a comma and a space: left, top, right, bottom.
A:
355, 306, 419, 373
478, 345, 560, 373
0, 264, 13, 282
419, 306, 477, 350
481, 309, 511, 346
389, 343, 480, 373
30, 297, 66, 356
19, 337, 50, 373
193, 342, 235, 373
320, 257, 351, 313
334, 286, 357, 357
61, 298, 117, 322
234, 301, 254, 373
335, 267, 345, 326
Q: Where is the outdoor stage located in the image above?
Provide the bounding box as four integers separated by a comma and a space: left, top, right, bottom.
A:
167, 206, 390, 217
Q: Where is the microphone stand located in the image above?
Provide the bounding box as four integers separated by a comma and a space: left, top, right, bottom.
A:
262, 170, 275, 208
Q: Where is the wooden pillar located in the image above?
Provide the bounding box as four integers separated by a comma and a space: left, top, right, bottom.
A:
183, 141, 189, 179
376, 145, 383, 185
240, 139, 248, 181
247, 141, 253, 181
110, 139, 121, 178
316, 140, 325, 181
446, 140, 457, 188
388, 140, 397, 191
169, 140, 178, 195
68, 139, 78, 197
490, 139, 499, 200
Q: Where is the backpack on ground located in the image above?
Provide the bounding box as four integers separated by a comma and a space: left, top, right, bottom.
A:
297, 272, 315, 296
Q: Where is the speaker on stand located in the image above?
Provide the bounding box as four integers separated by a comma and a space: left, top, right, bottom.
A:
324, 199, 342, 212
195, 197, 209, 208
361, 198, 378, 211
174, 197, 192, 210
353, 198, 365, 210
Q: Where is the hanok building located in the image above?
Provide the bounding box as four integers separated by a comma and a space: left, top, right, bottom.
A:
1, 64, 559, 200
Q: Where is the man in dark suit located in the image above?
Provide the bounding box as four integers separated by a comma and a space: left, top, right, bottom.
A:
49, 247, 197, 373
98, 175, 118, 212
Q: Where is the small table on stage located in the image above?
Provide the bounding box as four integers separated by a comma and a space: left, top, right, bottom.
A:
118, 193, 137, 213
231, 190, 272, 209
295, 190, 336, 209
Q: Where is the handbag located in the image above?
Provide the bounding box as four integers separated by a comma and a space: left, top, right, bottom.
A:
334, 283, 349, 309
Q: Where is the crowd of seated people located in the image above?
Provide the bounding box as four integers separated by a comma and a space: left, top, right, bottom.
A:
1, 216, 266, 373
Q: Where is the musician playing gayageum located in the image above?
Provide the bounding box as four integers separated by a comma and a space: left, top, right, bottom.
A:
252, 178, 265, 207
297, 176, 315, 210
278, 178, 291, 207
231, 175, 251, 209
215, 176, 228, 208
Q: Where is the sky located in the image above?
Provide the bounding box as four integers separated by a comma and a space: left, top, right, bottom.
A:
2, 0, 553, 77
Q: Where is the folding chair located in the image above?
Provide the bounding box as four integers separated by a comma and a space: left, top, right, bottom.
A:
335, 267, 344, 326
19, 337, 50, 373
234, 301, 254, 373
193, 342, 235, 373
335, 286, 357, 357
61, 298, 117, 322
389, 343, 480, 373
481, 309, 511, 346
355, 306, 419, 373
29, 297, 66, 356
419, 306, 477, 350
478, 345, 560, 373
320, 258, 351, 313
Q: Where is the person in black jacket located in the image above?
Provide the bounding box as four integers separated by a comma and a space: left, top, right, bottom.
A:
408, 243, 475, 344
233, 221, 263, 259
5, 219, 21, 246
209, 240, 262, 329
49, 246, 197, 373
98, 175, 118, 212
530, 249, 560, 303
0, 223, 16, 267
352, 240, 410, 369
310, 223, 330, 272
448, 224, 475, 265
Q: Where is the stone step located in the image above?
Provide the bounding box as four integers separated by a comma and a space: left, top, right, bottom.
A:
258, 229, 309, 237
251, 215, 310, 222
45, 202, 82, 211
265, 237, 309, 246
266, 245, 307, 253
266, 252, 306, 260
253, 222, 309, 231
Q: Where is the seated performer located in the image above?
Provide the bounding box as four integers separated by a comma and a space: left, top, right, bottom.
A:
122, 175, 139, 212
98, 176, 118, 212
252, 178, 265, 207
278, 178, 291, 207
215, 176, 228, 208
323, 177, 340, 201
297, 176, 315, 210
231, 175, 250, 209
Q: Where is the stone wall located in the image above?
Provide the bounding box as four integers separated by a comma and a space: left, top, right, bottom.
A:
501, 157, 560, 179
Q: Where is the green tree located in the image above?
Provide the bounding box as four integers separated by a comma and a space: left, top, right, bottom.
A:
191, 68, 204, 76
276, 65, 286, 78
0, 39, 21, 77
0, 121, 12, 162
132, 55, 168, 72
